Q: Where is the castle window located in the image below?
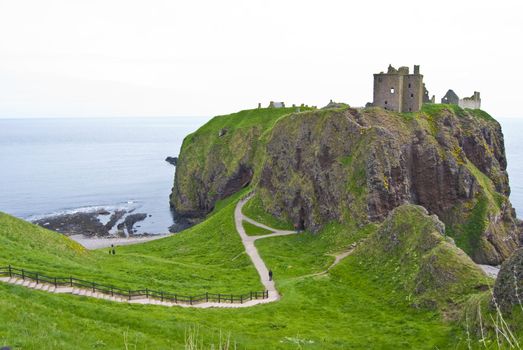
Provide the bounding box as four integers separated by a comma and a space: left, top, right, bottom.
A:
409, 108, 412, 111
390, 88, 395, 94
384, 101, 388, 105
408, 83, 411, 88
410, 93, 414, 98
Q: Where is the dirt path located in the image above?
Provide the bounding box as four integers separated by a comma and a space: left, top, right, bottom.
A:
291, 245, 357, 281
234, 195, 298, 301
70, 234, 173, 250
0, 195, 298, 308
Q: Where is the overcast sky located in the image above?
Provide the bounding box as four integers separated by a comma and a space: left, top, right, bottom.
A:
0, 0, 522, 118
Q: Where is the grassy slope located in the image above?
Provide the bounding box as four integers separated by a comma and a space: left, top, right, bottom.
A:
242, 221, 273, 236
242, 193, 294, 230
463, 292, 523, 349
1, 197, 476, 349
0, 191, 261, 295
351, 206, 490, 310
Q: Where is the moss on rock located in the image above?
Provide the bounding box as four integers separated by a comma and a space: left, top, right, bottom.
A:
171, 105, 520, 264
351, 205, 489, 311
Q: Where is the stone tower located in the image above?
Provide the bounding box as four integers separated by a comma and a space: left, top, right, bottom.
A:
373, 65, 424, 113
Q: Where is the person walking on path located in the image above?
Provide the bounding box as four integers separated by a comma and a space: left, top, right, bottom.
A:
268, 269, 273, 281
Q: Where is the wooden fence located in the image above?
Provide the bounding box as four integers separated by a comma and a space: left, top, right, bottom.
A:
0, 265, 268, 305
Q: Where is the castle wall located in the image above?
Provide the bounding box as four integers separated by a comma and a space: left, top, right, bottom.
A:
459, 99, 481, 109
401, 75, 424, 112
441, 91, 459, 105
373, 74, 403, 112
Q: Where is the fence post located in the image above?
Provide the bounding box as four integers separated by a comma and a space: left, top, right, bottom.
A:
174, 294, 177, 304
8, 265, 12, 278
241, 295, 243, 304
128, 290, 131, 301
35, 273, 39, 284
92, 282, 95, 293
54, 277, 57, 288
250, 291, 252, 301
190, 296, 193, 305
21, 269, 25, 280
231, 294, 233, 304
146, 288, 149, 299
206, 292, 208, 303
160, 291, 163, 302
111, 287, 114, 297
218, 294, 221, 303
70, 276, 73, 287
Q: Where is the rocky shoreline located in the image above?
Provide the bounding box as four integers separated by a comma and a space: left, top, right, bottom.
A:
33, 208, 155, 238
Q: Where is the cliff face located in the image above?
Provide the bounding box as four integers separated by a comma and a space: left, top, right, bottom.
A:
493, 248, 523, 312
352, 205, 488, 310
171, 105, 521, 264
170, 107, 304, 218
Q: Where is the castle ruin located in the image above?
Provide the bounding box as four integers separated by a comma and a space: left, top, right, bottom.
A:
373, 65, 425, 113
372, 64, 481, 113
441, 90, 481, 109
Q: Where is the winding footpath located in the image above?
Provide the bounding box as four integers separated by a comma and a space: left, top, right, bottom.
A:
234, 195, 298, 302
0, 196, 500, 308
0, 196, 306, 308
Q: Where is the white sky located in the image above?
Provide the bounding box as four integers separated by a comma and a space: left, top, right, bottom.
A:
0, 0, 522, 118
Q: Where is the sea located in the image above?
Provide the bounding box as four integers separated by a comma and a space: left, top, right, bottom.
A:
0, 116, 210, 234
0, 116, 522, 235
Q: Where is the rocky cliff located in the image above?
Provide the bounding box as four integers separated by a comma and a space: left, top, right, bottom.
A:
493, 248, 523, 312
170, 107, 306, 218
351, 205, 488, 310
171, 104, 521, 264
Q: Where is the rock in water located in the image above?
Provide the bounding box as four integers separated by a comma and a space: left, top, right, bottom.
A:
171, 105, 521, 264
165, 156, 178, 166
33, 211, 108, 237
123, 213, 148, 235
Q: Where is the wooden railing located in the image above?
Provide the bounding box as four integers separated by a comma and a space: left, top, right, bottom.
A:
0, 265, 268, 305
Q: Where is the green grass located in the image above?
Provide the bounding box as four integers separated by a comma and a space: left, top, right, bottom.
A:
343, 206, 489, 311
0, 191, 262, 295
421, 103, 467, 118
242, 221, 273, 236
242, 193, 294, 230
420, 103, 497, 123
467, 108, 496, 122
462, 291, 523, 349
0, 197, 495, 349
451, 196, 489, 256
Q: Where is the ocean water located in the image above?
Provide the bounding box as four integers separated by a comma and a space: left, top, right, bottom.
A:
499, 117, 523, 218
0, 116, 210, 234
0, 116, 522, 236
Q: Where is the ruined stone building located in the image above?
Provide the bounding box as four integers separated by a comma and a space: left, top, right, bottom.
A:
373, 65, 425, 113
441, 90, 481, 109
372, 65, 481, 113
268, 101, 285, 108
441, 89, 460, 105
